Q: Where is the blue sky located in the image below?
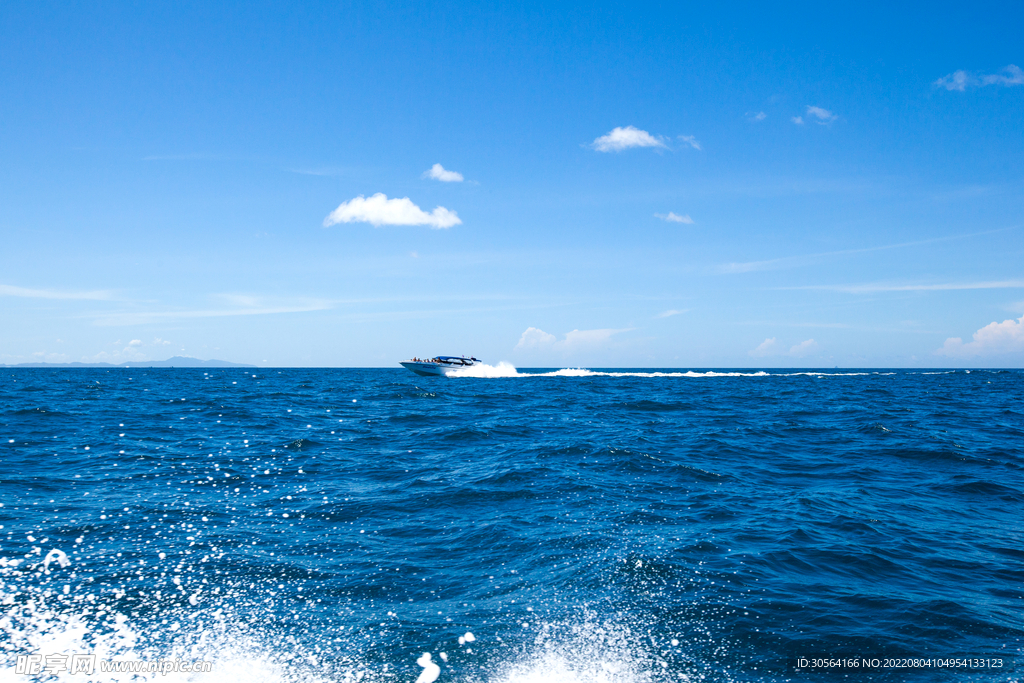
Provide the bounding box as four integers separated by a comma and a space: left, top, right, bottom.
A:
2, 1, 1022, 367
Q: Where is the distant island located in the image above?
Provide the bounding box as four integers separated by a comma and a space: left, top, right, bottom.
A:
1, 356, 256, 368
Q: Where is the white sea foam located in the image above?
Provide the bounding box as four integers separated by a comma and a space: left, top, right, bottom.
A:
1, 544, 724, 683
415, 652, 441, 683
446, 362, 522, 378
0, 555, 368, 683
445, 363, 888, 379
41, 549, 70, 572
487, 615, 693, 683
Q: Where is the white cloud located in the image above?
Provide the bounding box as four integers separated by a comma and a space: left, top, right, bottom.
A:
654, 212, 694, 224
749, 337, 779, 357
936, 315, 1024, 357
935, 65, 1024, 91
93, 299, 333, 326
0, 284, 113, 300
514, 326, 632, 351
720, 230, 1011, 277
655, 309, 685, 318
423, 163, 464, 182
805, 106, 837, 124
800, 279, 1024, 294
154, 338, 171, 345
935, 69, 970, 92
129, 339, 142, 346
561, 328, 630, 347
982, 64, 1024, 86
323, 193, 461, 229
747, 111, 767, 121
749, 337, 818, 357
592, 126, 667, 152
677, 135, 702, 150
515, 327, 557, 350
789, 339, 819, 357
791, 116, 804, 125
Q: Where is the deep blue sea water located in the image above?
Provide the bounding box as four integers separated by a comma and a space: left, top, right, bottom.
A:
1, 367, 1022, 682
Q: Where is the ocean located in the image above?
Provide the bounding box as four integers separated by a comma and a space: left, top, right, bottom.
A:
1, 367, 1021, 682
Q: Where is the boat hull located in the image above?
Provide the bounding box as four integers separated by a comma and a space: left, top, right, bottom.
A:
400, 362, 451, 377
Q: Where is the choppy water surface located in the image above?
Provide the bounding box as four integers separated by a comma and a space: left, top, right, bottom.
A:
1, 367, 1022, 682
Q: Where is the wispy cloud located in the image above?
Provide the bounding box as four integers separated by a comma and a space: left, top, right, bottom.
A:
0, 284, 113, 300
935, 65, 1024, 92
92, 296, 334, 326
423, 163, 464, 182
795, 280, 1024, 294
718, 228, 1012, 274
323, 193, 461, 229
677, 135, 702, 150
654, 212, 694, 224
591, 126, 667, 152
805, 106, 837, 124
747, 111, 767, 122
791, 116, 804, 125
937, 314, 1024, 357
655, 309, 686, 318
142, 153, 231, 161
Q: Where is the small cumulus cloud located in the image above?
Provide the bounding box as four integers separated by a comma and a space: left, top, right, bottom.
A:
791, 116, 804, 125
654, 212, 694, 224
514, 326, 632, 351
935, 70, 970, 92
515, 327, 557, 350
789, 339, 819, 357
749, 337, 779, 357
324, 193, 461, 229
936, 314, 1024, 357
423, 163, 464, 182
677, 135, 702, 150
747, 111, 767, 121
562, 328, 631, 347
129, 339, 142, 347
154, 338, 171, 345
805, 106, 837, 124
592, 126, 667, 152
749, 337, 819, 357
935, 65, 1024, 91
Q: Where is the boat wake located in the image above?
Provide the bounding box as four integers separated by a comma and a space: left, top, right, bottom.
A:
446, 363, 893, 378
446, 363, 771, 378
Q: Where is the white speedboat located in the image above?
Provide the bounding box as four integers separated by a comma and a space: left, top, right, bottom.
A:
400, 356, 480, 377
